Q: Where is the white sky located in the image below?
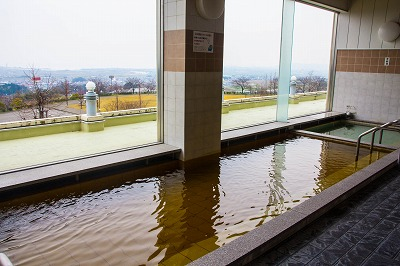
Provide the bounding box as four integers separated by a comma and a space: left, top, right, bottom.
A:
0, 0, 333, 70
224, 0, 334, 68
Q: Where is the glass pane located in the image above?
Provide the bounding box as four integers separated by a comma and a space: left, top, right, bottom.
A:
276, 0, 295, 122
222, 0, 283, 130
0, 0, 158, 172
288, 2, 334, 118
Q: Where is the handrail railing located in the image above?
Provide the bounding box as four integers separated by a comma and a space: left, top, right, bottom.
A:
355, 119, 400, 161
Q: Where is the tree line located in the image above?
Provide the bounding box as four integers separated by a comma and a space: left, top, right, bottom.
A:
229, 72, 327, 95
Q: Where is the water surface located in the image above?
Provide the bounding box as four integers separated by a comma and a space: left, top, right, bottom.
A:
0, 135, 385, 265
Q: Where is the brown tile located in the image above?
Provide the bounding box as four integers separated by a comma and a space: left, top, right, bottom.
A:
388, 49, 398, 57
195, 52, 206, 59
348, 57, 356, 64
355, 50, 364, 58
395, 65, 400, 74
386, 66, 396, 73
174, 44, 185, 59
206, 52, 215, 59
176, 30, 186, 44
186, 30, 193, 44
341, 50, 349, 57
371, 50, 381, 58
379, 49, 389, 57
196, 58, 206, 72
164, 58, 175, 72
215, 59, 224, 72
214, 33, 224, 47
355, 57, 363, 64
378, 66, 386, 73
395, 57, 400, 66
341, 57, 349, 65
206, 59, 215, 72
348, 50, 356, 58
186, 44, 195, 59
362, 58, 371, 65
354, 65, 363, 72
164, 32, 172, 45
186, 59, 196, 72
214, 45, 224, 60
176, 59, 185, 72
369, 66, 378, 73
361, 65, 370, 73
348, 65, 355, 72
363, 50, 372, 58
371, 57, 380, 66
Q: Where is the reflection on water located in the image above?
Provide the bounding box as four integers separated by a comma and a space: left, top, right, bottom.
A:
149, 163, 220, 264
0, 136, 386, 265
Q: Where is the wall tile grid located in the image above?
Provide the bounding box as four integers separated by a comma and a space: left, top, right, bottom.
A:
334, 49, 400, 123
336, 49, 400, 74
333, 71, 400, 122
164, 30, 224, 73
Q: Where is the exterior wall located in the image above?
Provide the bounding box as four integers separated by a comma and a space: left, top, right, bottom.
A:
333, 0, 400, 123
163, 0, 224, 161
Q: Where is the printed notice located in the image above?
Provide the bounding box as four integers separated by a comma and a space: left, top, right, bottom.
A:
193, 31, 214, 53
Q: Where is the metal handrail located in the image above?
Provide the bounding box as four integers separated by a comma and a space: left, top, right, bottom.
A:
355, 119, 400, 161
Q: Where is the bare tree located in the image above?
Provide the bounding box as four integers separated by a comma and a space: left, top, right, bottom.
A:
297, 72, 314, 93
70, 84, 85, 110
60, 79, 70, 105
311, 76, 327, 92
125, 77, 144, 108
21, 68, 58, 119
0, 95, 12, 112
231, 76, 250, 94
145, 78, 157, 94
268, 73, 279, 95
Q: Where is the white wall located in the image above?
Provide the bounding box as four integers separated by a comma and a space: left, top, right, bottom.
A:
337, 0, 400, 49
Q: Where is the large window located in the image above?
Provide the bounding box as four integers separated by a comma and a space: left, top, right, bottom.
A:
222, 0, 283, 130
0, 0, 158, 172
289, 2, 334, 118
222, 0, 334, 130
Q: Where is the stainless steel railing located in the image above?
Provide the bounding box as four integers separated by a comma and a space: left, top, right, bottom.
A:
355, 119, 400, 161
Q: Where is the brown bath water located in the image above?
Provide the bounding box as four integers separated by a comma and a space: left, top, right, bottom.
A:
0, 135, 386, 265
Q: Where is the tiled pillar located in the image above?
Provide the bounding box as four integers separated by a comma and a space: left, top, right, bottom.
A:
163, 0, 224, 161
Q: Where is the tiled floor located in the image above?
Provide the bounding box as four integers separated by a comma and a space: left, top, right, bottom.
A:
253, 166, 400, 265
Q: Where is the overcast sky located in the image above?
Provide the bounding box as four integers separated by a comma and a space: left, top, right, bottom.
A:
0, 0, 333, 70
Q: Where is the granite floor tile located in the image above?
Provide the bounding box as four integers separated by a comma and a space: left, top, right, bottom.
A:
335, 245, 372, 266
385, 209, 400, 224
249, 168, 400, 265
308, 233, 338, 250
362, 253, 399, 266
375, 229, 400, 259
278, 257, 306, 266
358, 232, 385, 251
374, 219, 397, 234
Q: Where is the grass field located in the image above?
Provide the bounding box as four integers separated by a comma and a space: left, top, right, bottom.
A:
69, 94, 252, 111
70, 94, 158, 111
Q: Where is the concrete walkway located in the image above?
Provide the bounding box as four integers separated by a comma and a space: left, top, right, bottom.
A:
253, 166, 400, 265
0, 100, 326, 172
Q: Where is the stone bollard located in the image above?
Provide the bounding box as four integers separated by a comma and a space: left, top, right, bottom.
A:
81, 81, 105, 132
